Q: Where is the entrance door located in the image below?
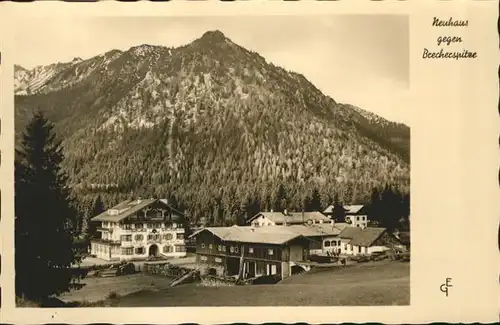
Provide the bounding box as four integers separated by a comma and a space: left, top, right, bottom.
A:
149, 244, 159, 257
248, 262, 256, 277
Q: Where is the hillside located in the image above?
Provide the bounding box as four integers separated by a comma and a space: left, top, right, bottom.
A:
14, 30, 410, 225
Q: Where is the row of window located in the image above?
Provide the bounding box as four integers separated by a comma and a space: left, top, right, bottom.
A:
199, 256, 222, 263
324, 240, 342, 247
121, 222, 183, 230
200, 243, 273, 255
92, 244, 111, 254
121, 233, 184, 242
121, 245, 186, 255
330, 244, 365, 253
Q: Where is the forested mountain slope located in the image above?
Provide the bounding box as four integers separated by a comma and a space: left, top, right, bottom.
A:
15, 30, 410, 225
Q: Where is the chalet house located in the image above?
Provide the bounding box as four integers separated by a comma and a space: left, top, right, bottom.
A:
284, 223, 350, 255
338, 226, 400, 255
323, 204, 369, 228
90, 198, 187, 261
247, 210, 331, 227
191, 225, 312, 280
190, 221, 357, 279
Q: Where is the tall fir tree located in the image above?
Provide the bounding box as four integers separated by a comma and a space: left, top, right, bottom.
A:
331, 193, 346, 223
15, 111, 80, 301
88, 194, 105, 238
368, 187, 382, 224
308, 188, 322, 212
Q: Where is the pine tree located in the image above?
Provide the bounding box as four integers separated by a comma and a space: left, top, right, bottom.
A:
331, 193, 346, 223
308, 188, 322, 212
88, 194, 104, 238
368, 187, 382, 224
15, 111, 80, 302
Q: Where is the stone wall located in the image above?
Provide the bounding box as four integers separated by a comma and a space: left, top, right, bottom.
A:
144, 262, 193, 277
197, 263, 225, 277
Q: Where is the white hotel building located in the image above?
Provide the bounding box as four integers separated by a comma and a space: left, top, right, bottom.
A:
90, 198, 187, 261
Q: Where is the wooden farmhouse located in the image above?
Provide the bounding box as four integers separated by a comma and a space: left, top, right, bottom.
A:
190, 221, 368, 280
191, 225, 312, 280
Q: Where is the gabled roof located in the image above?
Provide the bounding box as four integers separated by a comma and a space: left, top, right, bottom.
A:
286, 222, 350, 237
324, 204, 366, 215
247, 212, 288, 224
323, 205, 336, 214
350, 227, 386, 246
247, 211, 330, 224
344, 205, 365, 214
190, 222, 350, 245
192, 226, 309, 245
287, 212, 331, 223
339, 226, 362, 239
91, 198, 183, 222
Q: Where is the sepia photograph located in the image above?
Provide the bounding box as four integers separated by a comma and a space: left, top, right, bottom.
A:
12, 15, 411, 308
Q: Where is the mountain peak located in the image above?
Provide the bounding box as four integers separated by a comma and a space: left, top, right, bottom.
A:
129, 44, 163, 57
200, 30, 228, 42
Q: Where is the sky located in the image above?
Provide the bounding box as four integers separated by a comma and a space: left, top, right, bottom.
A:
14, 15, 410, 124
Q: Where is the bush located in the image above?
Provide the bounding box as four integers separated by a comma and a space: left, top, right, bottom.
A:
118, 263, 136, 275
16, 296, 41, 307
106, 291, 120, 300
356, 255, 370, 263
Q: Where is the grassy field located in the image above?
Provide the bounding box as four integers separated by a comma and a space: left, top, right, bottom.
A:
111, 260, 409, 306
51, 260, 408, 306
58, 273, 175, 304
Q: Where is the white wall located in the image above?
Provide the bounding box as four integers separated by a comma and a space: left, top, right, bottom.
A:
250, 215, 276, 227
322, 236, 341, 253
93, 220, 187, 261
367, 246, 390, 254
346, 215, 368, 228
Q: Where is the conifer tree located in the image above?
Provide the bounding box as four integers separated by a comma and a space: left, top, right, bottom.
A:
331, 193, 346, 222
368, 187, 382, 224
308, 187, 322, 212
88, 194, 104, 238
15, 111, 80, 302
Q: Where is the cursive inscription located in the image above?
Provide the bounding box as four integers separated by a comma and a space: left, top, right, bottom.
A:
422, 17, 477, 60
432, 17, 469, 27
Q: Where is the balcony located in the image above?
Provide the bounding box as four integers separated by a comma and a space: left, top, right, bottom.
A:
121, 241, 133, 247
91, 238, 121, 246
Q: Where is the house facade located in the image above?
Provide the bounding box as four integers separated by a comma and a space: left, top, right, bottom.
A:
191, 226, 312, 280
248, 211, 331, 227
344, 205, 369, 228
338, 226, 400, 255
284, 223, 349, 255
324, 204, 369, 228
90, 198, 187, 261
